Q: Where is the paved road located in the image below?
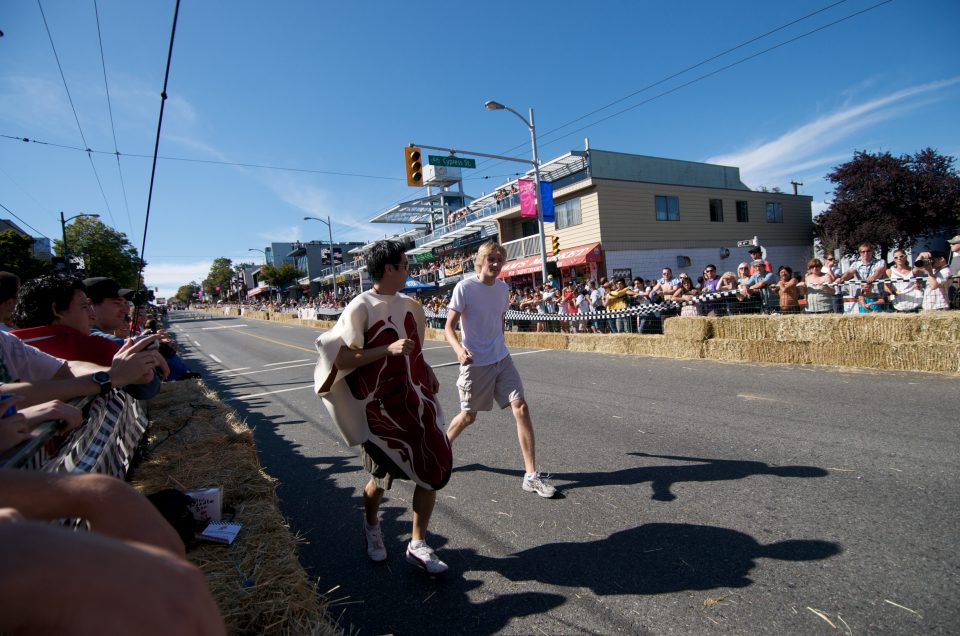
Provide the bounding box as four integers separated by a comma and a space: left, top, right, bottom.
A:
168, 311, 959, 635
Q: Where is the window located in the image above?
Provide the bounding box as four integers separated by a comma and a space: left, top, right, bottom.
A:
709, 199, 724, 222
521, 219, 539, 238
655, 195, 679, 221
766, 202, 783, 223
736, 200, 749, 222
555, 198, 582, 229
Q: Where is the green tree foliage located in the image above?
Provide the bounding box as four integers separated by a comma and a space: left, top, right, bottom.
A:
202, 258, 234, 299
53, 217, 142, 286
175, 281, 201, 304
816, 148, 960, 256
258, 262, 303, 288
0, 230, 51, 278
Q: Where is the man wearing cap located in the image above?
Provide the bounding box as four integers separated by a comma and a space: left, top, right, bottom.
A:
85, 277, 134, 345
741, 261, 777, 312
747, 246, 771, 276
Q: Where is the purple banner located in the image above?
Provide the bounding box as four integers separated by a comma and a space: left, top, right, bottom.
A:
518, 179, 537, 218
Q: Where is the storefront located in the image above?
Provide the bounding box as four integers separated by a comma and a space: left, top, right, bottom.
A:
497, 242, 604, 289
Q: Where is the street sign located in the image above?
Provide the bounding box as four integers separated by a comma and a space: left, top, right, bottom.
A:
736, 239, 754, 247
428, 155, 476, 169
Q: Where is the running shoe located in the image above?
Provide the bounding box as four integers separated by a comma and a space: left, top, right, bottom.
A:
522, 472, 557, 498
405, 541, 448, 574
363, 521, 387, 562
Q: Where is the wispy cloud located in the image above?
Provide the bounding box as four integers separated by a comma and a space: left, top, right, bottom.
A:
258, 225, 302, 243
707, 77, 960, 188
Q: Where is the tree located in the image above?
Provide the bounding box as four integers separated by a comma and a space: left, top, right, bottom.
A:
202, 258, 234, 300
175, 281, 201, 304
0, 230, 50, 278
258, 262, 303, 288
816, 148, 960, 256
53, 217, 143, 286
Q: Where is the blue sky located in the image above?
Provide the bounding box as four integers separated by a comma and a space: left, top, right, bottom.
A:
2, 0, 959, 298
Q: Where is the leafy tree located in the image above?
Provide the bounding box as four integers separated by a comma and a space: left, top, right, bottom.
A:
52, 216, 142, 286
202, 258, 234, 299
816, 148, 960, 256
258, 262, 303, 288
175, 281, 201, 304
0, 230, 50, 278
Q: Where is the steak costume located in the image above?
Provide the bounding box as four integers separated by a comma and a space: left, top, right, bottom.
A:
313, 291, 451, 491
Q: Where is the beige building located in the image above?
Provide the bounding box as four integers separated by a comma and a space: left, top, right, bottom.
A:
401, 147, 813, 287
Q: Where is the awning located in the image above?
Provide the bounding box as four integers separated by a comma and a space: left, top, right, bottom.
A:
247, 286, 269, 297
498, 243, 603, 278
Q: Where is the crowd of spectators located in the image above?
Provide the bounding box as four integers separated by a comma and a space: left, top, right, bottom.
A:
0, 269, 224, 632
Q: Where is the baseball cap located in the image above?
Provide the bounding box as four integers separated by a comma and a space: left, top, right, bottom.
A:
83, 277, 134, 303
748, 246, 762, 254
547, 275, 554, 280
752, 259, 766, 266
948, 235, 960, 244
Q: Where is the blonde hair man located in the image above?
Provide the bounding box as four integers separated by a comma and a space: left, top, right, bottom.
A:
445, 242, 556, 498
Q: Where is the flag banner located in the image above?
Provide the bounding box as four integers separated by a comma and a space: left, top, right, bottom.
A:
540, 181, 554, 223
519, 179, 537, 218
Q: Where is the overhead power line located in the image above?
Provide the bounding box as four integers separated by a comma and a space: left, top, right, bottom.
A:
0, 201, 52, 240
93, 0, 135, 240
36, 0, 117, 228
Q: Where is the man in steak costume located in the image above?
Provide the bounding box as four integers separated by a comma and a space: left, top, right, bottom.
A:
314, 240, 452, 574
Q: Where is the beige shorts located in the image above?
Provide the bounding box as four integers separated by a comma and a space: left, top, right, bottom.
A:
456, 355, 524, 412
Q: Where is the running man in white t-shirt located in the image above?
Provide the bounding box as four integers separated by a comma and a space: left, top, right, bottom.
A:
444, 242, 556, 498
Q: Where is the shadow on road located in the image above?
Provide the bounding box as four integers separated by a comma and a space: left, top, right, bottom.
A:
458, 451, 829, 501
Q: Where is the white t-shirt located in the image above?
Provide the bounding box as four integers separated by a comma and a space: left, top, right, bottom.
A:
0, 330, 66, 383
922, 267, 951, 310
448, 275, 510, 366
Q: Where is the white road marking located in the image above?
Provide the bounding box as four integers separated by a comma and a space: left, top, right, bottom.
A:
223, 362, 315, 377
230, 385, 314, 400
209, 354, 222, 363
421, 345, 451, 351
431, 348, 550, 369
264, 359, 310, 366
200, 324, 249, 331
217, 367, 251, 373
193, 341, 202, 347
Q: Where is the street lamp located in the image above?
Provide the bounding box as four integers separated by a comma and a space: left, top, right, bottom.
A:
303, 215, 338, 297
485, 100, 549, 282
247, 248, 266, 263
59, 211, 100, 275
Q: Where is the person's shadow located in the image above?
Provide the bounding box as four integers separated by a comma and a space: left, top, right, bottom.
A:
457, 451, 828, 501
454, 522, 840, 596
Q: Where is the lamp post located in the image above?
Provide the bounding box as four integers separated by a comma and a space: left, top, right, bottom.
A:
247, 247, 266, 263
59, 211, 100, 275
484, 100, 549, 283
303, 215, 337, 298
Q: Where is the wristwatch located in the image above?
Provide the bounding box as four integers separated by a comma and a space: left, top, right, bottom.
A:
92, 371, 112, 396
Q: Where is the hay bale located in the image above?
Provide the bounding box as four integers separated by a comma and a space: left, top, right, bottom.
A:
916, 314, 960, 344
887, 342, 960, 373
504, 331, 569, 350
130, 381, 341, 636
663, 316, 712, 341
710, 315, 771, 341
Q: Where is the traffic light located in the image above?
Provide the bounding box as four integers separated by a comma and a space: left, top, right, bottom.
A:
551, 235, 560, 255
405, 146, 423, 187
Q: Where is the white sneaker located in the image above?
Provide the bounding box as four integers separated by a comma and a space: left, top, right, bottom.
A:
522, 472, 557, 498
363, 521, 387, 562
405, 541, 448, 574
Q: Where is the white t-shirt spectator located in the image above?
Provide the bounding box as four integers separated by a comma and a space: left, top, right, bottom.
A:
0, 330, 66, 383
922, 266, 952, 310
448, 275, 510, 366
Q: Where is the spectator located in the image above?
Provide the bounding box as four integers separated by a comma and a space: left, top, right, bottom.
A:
886, 249, 922, 313
774, 266, 801, 313
917, 250, 951, 311
540, 284, 559, 333
588, 281, 605, 333
671, 274, 701, 316
821, 254, 844, 313
0, 272, 19, 332
700, 265, 721, 316
0, 470, 225, 635
717, 271, 739, 316
803, 259, 835, 314
84, 278, 135, 345
604, 278, 632, 333
857, 282, 884, 313
837, 243, 887, 285
575, 286, 593, 333
740, 261, 776, 313
558, 283, 576, 333
642, 267, 681, 333
747, 246, 771, 275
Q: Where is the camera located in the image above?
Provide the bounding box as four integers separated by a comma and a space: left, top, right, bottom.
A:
914, 258, 929, 268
